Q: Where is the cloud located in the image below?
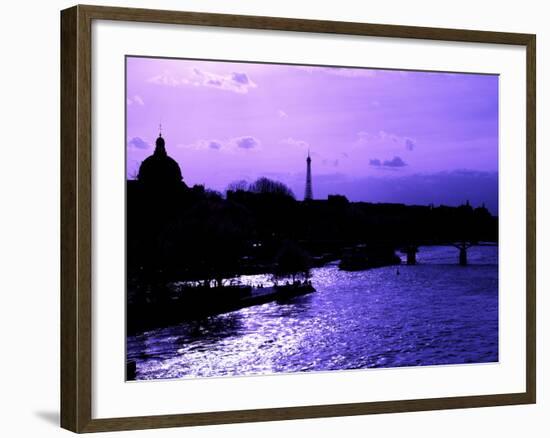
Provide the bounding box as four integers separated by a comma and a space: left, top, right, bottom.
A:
231, 72, 250, 85
405, 138, 416, 151
235, 136, 259, 149
369, 156, 406, 168
278, 110, 288, 118
357, 130, 417, 152
326, 67, 376, 78
180, 136, 261, 152
357, 131, 370, 143
322, 159, 339, 167
299, 66, 376, 78
448, 169, 496, 178
281, 137, 309, 148
147, 68, 257, 94
383, 156, 407, 167
126, 95, 145, 106
379, 131, 399, 143
195, 69, 256, 93
128, 137, 150, 150
147, 71, 187, 87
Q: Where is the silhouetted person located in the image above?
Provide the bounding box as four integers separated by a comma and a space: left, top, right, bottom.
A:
453, 241, 473, 266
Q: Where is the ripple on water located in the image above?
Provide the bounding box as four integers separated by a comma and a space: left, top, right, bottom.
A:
127, 246, 498, 380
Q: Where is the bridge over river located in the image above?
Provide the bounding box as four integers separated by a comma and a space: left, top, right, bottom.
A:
400, 241, 498, 266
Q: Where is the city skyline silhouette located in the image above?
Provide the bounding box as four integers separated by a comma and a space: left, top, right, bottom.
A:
126, 56, 499, 214
125, 58, 499, 379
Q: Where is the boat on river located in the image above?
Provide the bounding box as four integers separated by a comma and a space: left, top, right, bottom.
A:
339, 245, 401, 271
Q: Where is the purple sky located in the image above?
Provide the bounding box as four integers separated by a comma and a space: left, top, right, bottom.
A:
126, 57, 499, 214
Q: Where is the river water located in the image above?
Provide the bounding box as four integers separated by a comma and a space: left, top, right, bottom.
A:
127, 245, 498, 380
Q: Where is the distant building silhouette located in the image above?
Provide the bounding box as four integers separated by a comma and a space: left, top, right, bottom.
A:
304, 150, 313, 201
138, 130, 184, 188
328, 194, 349, 206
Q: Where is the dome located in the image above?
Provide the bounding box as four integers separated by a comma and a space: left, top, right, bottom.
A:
137, 134, 183, 186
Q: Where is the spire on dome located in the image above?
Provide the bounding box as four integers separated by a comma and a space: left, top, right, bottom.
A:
154, 123, 166, 157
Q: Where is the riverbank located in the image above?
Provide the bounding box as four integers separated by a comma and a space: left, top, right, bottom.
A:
128, 282, 315, 335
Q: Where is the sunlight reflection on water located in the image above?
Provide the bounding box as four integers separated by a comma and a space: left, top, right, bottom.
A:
127, 246, 498, 380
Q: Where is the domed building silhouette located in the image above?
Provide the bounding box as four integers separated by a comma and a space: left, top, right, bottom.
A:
138, 130, 185, 188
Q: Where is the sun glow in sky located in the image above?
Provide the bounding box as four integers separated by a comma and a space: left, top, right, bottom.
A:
126, 56, 499, 214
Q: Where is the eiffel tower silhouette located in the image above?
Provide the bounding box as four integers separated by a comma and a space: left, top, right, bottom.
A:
304, 150, 313, 201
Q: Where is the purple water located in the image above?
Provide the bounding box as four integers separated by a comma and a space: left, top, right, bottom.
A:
127, 245, 498, 380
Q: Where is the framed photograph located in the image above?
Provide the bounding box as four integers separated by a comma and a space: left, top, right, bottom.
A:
60, 5, 536, 433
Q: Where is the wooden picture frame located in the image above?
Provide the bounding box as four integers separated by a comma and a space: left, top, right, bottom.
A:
61, 4, 536, 433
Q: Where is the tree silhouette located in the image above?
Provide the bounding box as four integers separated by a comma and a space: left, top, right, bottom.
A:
226, 179, 249, 193
175, 198, 253, 287
273, 240, 312, 283
249, 177, 295, 199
